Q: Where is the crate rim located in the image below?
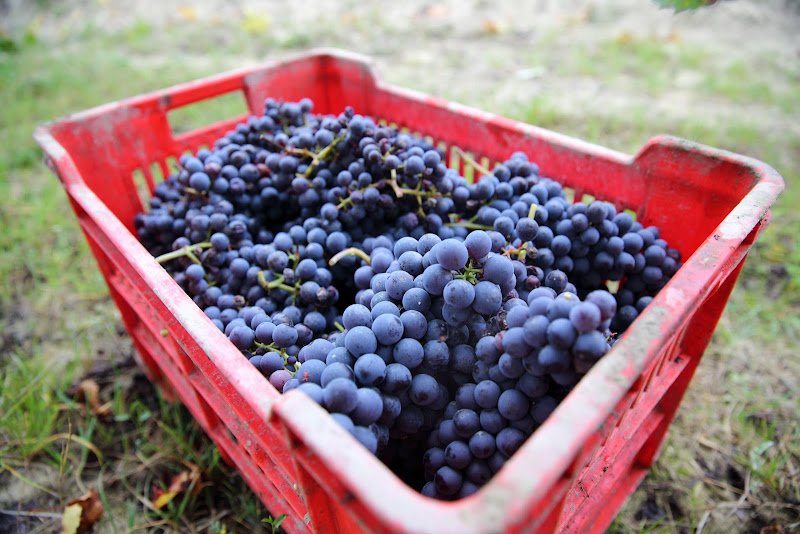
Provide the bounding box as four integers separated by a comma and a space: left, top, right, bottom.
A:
33, 48, 785, 533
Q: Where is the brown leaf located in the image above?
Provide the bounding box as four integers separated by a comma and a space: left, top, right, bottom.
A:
421, 4, 449, 19
66, 488, 104, 532
69, 379, 113, 418
482, 19, 501, 35
616, 31, 634, 45
152, 468, 203, 510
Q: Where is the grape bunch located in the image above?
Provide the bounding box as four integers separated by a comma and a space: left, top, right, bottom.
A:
134, 98, 681, 498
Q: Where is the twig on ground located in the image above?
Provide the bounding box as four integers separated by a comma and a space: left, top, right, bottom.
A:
728, 469, 751, 518
695, 510, 712, 533
701, 476, 744, 495
697, 437, 731, 456
0, 509, 61, 519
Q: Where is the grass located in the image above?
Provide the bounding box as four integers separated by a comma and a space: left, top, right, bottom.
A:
499, 33, 800, 532
0, 25, 267, 534
1, 3, 798, 533
504, 99, 800, 530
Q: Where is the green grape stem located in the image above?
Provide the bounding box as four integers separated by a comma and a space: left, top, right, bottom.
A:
329, 247, 372, 266
155, 242, 212, 264
453, 258, 483, 285
258, 272, 298, 294
303, 132, 347, 178
445, 221, 494, 231
388, 170, 404, 197
453, 146, 492, 178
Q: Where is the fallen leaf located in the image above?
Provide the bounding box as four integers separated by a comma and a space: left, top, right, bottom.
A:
482, 19, 501, 35
178, 6, 197, 21
421, 4, 449, 19
616, 31, 633, 45
153, 490, 179, 509
152, 468, 203, 510
61, 504, 82, 534
242, 11, 270, 34
560, 7, 591, 27
667, 30, 682, 42
69, 379, 113, 418
65, 489, 104, 531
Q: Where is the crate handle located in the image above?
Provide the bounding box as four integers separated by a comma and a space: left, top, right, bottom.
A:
165, 88, 251, 142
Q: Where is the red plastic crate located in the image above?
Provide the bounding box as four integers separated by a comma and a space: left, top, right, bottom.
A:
34, 49, 783, 533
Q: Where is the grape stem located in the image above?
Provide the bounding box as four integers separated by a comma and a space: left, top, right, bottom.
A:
528, 203, 537, 219
388, 171, 404, 197
444, 221, 494, 231
155, 242, 212, 264
453, 259, 482, 285
398, 188, 433, 198
453, 146, 492, 178
502, 245, 528, 262
333, 321, 345, 332
337, 182, 381, 210
303, 132, 347, 178
328, 247, 371, 266
257, 272, 297, 294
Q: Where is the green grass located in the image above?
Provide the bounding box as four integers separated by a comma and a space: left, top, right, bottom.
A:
0, 351, 76, 464
1, 5, 798, 534
487, 23, 800, 534
0, 30, 267, 534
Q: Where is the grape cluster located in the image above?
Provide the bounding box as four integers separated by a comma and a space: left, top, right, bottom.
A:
135, 98, 681, 498
420, 286, 616, 498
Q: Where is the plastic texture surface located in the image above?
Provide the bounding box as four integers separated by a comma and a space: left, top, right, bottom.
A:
34, 49, 784, 534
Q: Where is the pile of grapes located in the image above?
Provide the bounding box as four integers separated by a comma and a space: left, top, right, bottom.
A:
135, 98, 681, 499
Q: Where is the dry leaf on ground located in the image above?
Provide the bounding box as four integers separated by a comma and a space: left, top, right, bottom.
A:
61, 489, 104, 533
152, 467, 203, 509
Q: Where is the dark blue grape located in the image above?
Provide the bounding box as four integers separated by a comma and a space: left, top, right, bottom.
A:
569, 302, 602, 332
546, 318, 577, 349
435, 466, 463, 496
350, 388, 383, 426
472, 281, 502, 316
323, 377, 359, 413
296, 382, 324, 404
537, 344, 571, 373
228, 325, 255, 350
501, 327, 529, 358
409, 374, 439, 406
343, 304, 372, 330
585, 290, 617, 321
345, 326, 378, 356
474, 380, 501, 408
396, 311, 423, 341
381, 363, 412, 394
272, 323, 298, 348
497, 389, 529, 421
464, 230, 492, 259
320, 362, 355, 388
436, 239, 469, 270
372, 313, 404, 345
354, 353, 387, 386
443, 279, 476, 309
496, 427, 526, 457
469, 431, 497, 459
445, 440, 473, 470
